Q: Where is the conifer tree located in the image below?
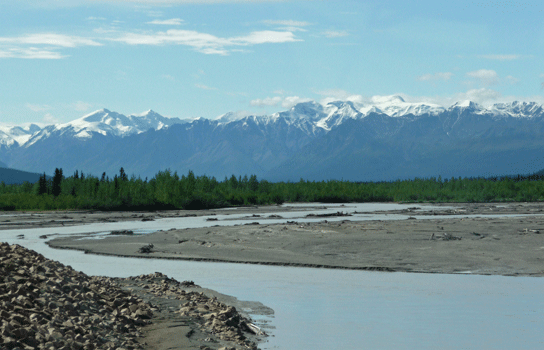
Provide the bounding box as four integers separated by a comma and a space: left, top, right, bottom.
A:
52, 168, 63, 197
37, 173, 48, 195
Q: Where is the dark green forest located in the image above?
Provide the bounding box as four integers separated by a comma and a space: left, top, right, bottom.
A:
1, 167, 544, 211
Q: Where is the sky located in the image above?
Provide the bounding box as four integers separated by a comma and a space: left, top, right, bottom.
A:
1, 0, 543, 125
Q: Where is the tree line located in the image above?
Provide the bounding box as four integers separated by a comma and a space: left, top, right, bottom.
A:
1, 168, 544, 211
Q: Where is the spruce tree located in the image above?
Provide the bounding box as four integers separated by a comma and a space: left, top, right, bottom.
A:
37, 173, 48, 195
52, 168, 63, 197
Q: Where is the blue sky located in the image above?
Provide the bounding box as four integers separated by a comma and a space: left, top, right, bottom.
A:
1, 0, 543, 125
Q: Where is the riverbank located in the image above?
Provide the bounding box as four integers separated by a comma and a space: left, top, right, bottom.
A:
44, 202, 544, 276
0, 243, 267, 350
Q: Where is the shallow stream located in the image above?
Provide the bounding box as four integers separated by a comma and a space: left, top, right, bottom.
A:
3, 203, 544, 349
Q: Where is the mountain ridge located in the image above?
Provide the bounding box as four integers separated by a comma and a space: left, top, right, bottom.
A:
2, 98, 544, 181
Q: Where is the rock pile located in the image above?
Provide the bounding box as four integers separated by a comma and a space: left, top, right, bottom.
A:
0, 243, 152, 350
127, 273, 261, 350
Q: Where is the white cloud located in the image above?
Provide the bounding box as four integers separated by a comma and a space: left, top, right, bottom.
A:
322, 30, 349, 38
478, 54, 521, 61
400, 89, 544, 109
43, 113, 60, 124
263, 20, 311, 27
233, 31, 300, 45
466, 69, 499, 86
195, 83, 217, 90
71, 101, 92, 112
0, 48, 65, 59
417, 72, 453, 81
455, 88, 502, 104
250, 95, 310, 108
112, 29, 300, 55
0, 33, 102, 59
26, 104, 52, 112
250, 96, 282, 107
317, 89, 364, 105
92, 0, 285, 3
505, 75, 519, 85
281, 96, 311, 108
263, 20, 311, 32
147, 18, 184, 25
161, 74, 175, 81
0, 33, 102, 48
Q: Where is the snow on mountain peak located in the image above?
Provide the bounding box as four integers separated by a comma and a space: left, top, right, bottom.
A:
371, 95, 406, 104
452, 100, 482, 109
215, 111, 253, 123
22, 109, 190, 142
489, 101, 543, 118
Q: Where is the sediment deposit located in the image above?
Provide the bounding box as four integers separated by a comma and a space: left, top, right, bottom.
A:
0, 243, 264, 350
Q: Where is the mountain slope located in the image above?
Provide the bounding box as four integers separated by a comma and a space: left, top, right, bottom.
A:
2, 99, 544, 181
0, 167, 44, 185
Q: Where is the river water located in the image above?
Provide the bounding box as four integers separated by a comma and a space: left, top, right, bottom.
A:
3, 203, 544, 349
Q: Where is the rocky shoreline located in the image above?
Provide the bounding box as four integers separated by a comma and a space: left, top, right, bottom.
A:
0, 243, 265, 350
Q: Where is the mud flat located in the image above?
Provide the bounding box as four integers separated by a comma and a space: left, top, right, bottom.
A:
0, 205, 315, 231
48, 202, 544, 276
0, 243, 268, 350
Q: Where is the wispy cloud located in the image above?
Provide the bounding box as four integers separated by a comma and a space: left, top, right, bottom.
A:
0, 33, 102, 48
112, 29, 301, 55
322, 30, 349, 38
0, 33, 102, 59
0, 48, 65, 59
317, 89, 364, 105
478, 54, 522, 61
250, 95, 310, 108
195, 83, 217, 90
250, 96, 282, 107
71, 101, 92, 112
43, 113, 60, 124
505, 75, 519, 85
89, 0, 286, 3
26, 104, 52, 112
263, 20, 311, 32
147, 18, 184, 25
417, 72, 453, 82
402, 88, 544, 108
263, 20, 311, 27
466, 69, 499, 86
455, 88, 502, 104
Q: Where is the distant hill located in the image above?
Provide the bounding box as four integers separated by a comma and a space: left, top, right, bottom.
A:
0, 167, 44, 185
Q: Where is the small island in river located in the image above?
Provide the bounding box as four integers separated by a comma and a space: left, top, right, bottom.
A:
45, 202, 544, 276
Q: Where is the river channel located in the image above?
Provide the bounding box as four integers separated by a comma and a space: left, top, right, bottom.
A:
3, 203, 544, 349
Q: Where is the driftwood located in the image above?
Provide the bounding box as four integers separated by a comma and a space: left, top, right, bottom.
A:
138, 243, 154, 253
430, 233, 462, 241
306, 211, 352, 218
111, 230, 134, 235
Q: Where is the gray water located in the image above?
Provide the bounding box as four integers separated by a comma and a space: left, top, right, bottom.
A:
4, 203, 544, 349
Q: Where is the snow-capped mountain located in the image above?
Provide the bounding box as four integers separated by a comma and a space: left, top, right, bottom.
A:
0, 124, 42, 148
2, 98, 544, 181
23, 109, 190, 147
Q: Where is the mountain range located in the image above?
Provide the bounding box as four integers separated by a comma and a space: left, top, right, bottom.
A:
1, 96, 544, 181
